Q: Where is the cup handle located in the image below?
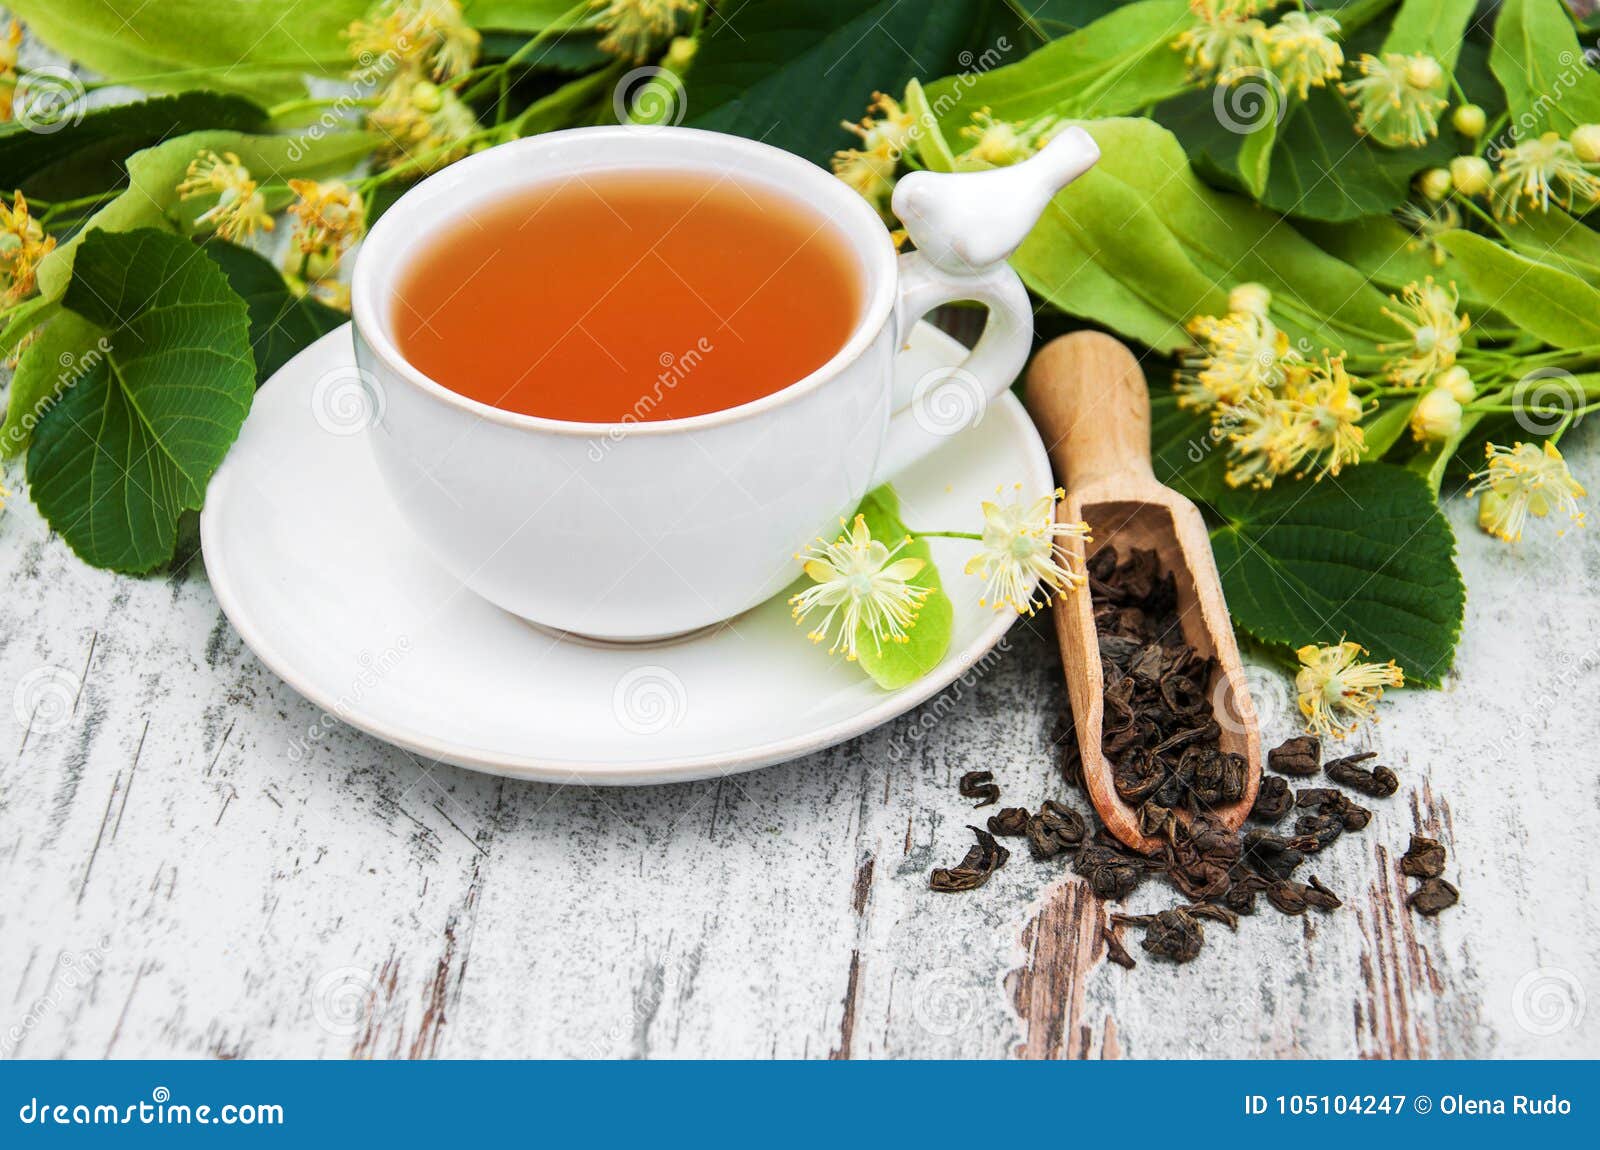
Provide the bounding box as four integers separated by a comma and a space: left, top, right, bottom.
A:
870, 249, 1033, 484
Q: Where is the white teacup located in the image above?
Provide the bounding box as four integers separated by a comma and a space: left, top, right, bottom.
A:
351, 125, 1097, 641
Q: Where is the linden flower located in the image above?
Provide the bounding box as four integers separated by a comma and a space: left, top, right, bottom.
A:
1409, 386, 1462, 443
1176, 302, 1297, 412
1173, 0, 1267, 85
347, 0, 480, 83
0, 192, 55, 306
591, 0, 696, 64
1380, 278, 1468, 387
369, 78, 477, 171
956, 109, 1058, 170
790, 514, 930, 661
833, 91, 916, 218
287, 179, 367, 257
176, 150, 274, 242
1295, 641, 1403, 740
1225, 356, 1366, 487
1393, 198, 1461, 268
0, 21, 21, 123
842, 90, 916, 158
965, 486, 1091, 615
1264, 11, 1343, 100
1340, 53, 1447, 148
1491, 131, 1600, 220
1469, 441, 1586, 543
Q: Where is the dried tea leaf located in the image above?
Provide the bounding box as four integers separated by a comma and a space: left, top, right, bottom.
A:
959, 770, 1001, 809
1250, 776, 1293, 823
1114, 908, 1206, 963
1400, 833, 1448, 878
986, 807, 1031, 837
1326, 753, 1399, 797
1407, 876, 1459, 916
1103, 926, 1138, 970
930, 826, 1010, 893
1268, 735, 1321, 777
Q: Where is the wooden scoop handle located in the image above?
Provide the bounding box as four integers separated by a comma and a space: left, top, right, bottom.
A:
1025, 331, 1156, 496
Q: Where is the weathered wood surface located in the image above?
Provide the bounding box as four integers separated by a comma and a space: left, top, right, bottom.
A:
1, 413, 1597, 1059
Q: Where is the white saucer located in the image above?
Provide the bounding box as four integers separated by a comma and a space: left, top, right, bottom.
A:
201, 322, 1052, 785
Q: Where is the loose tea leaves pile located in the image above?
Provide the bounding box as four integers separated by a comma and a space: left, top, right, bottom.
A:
927, 544, 1458, 966
1087, 547, 1247, 840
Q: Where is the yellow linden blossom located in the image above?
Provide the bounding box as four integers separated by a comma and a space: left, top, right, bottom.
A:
790, 515, 930, 661
176, 150, 275, 241
1491, 131, 1600, 221
347, 0, 480, 83
1225, 356, 1366, 487
965, 485, 1092, 615
591, 0, 696, 64
1393, 199, 1460, 268
1468, 441, 1586, 543
1340, 53, 1447, 148
287, 180, 367, 257
0, 21, 21, 123
1380, 278, 1468, 388
1295, 641, 1403, 739
369, 78, 477, 171
833, 92, 916, 219
0, 192, 55, 306
955, 109, 1057, 170
1176, 305, 1297, 412
1173, 0, 1268, 85
1264, 11, 1343, 100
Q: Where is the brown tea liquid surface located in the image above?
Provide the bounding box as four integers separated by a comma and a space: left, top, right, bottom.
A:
392, 171, 863, 422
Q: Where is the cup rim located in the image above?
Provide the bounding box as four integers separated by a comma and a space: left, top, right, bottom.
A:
351, 125, 898, 438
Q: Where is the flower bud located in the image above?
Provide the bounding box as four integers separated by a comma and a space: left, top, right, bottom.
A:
1571, 123, 1600, 164
1448, 155, 1492, 197
1451, 103, 1486, 138
1410, 386, 1463, 442
664, 36, 697, 71
1228, 282, 1273, 317
1417, 167, 1452, 201
1436, 365, 1475, 403
1404, 55, 1443, 91
410, 80, 442, 113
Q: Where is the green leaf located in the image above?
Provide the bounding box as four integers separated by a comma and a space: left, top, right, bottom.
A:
1209, 464, 1464, 686
201, 242, 347, 384
684, 0, 997, 166
466, 0, 592, 30
1295, 214, 1496, 310
1438, 229, 1600, 348
1359, 395, 1419, 460
1489, 0, 1600, 136
1381, 0, 1479, 69
904, 79, 958, 173
1012, 118, 1395, 355
923, 0, 1196, 128
1149, 390, 1230, 505
511, 65, 621, 135
7, 0, 371, 101
0, 310, 102, 460
36, 129, 380, 306
0, 92, 269, 200
26, 229, 255, 573
1498, 206, 1600, 288
849, 485, 953, 690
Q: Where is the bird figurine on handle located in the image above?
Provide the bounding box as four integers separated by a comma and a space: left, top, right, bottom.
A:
890, 126, 1101, 273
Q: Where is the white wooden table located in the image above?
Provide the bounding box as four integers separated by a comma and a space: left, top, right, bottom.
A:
1, 400, 1596, 1059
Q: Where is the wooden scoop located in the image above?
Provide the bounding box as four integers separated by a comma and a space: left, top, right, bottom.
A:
1025, 332, 1261, 855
